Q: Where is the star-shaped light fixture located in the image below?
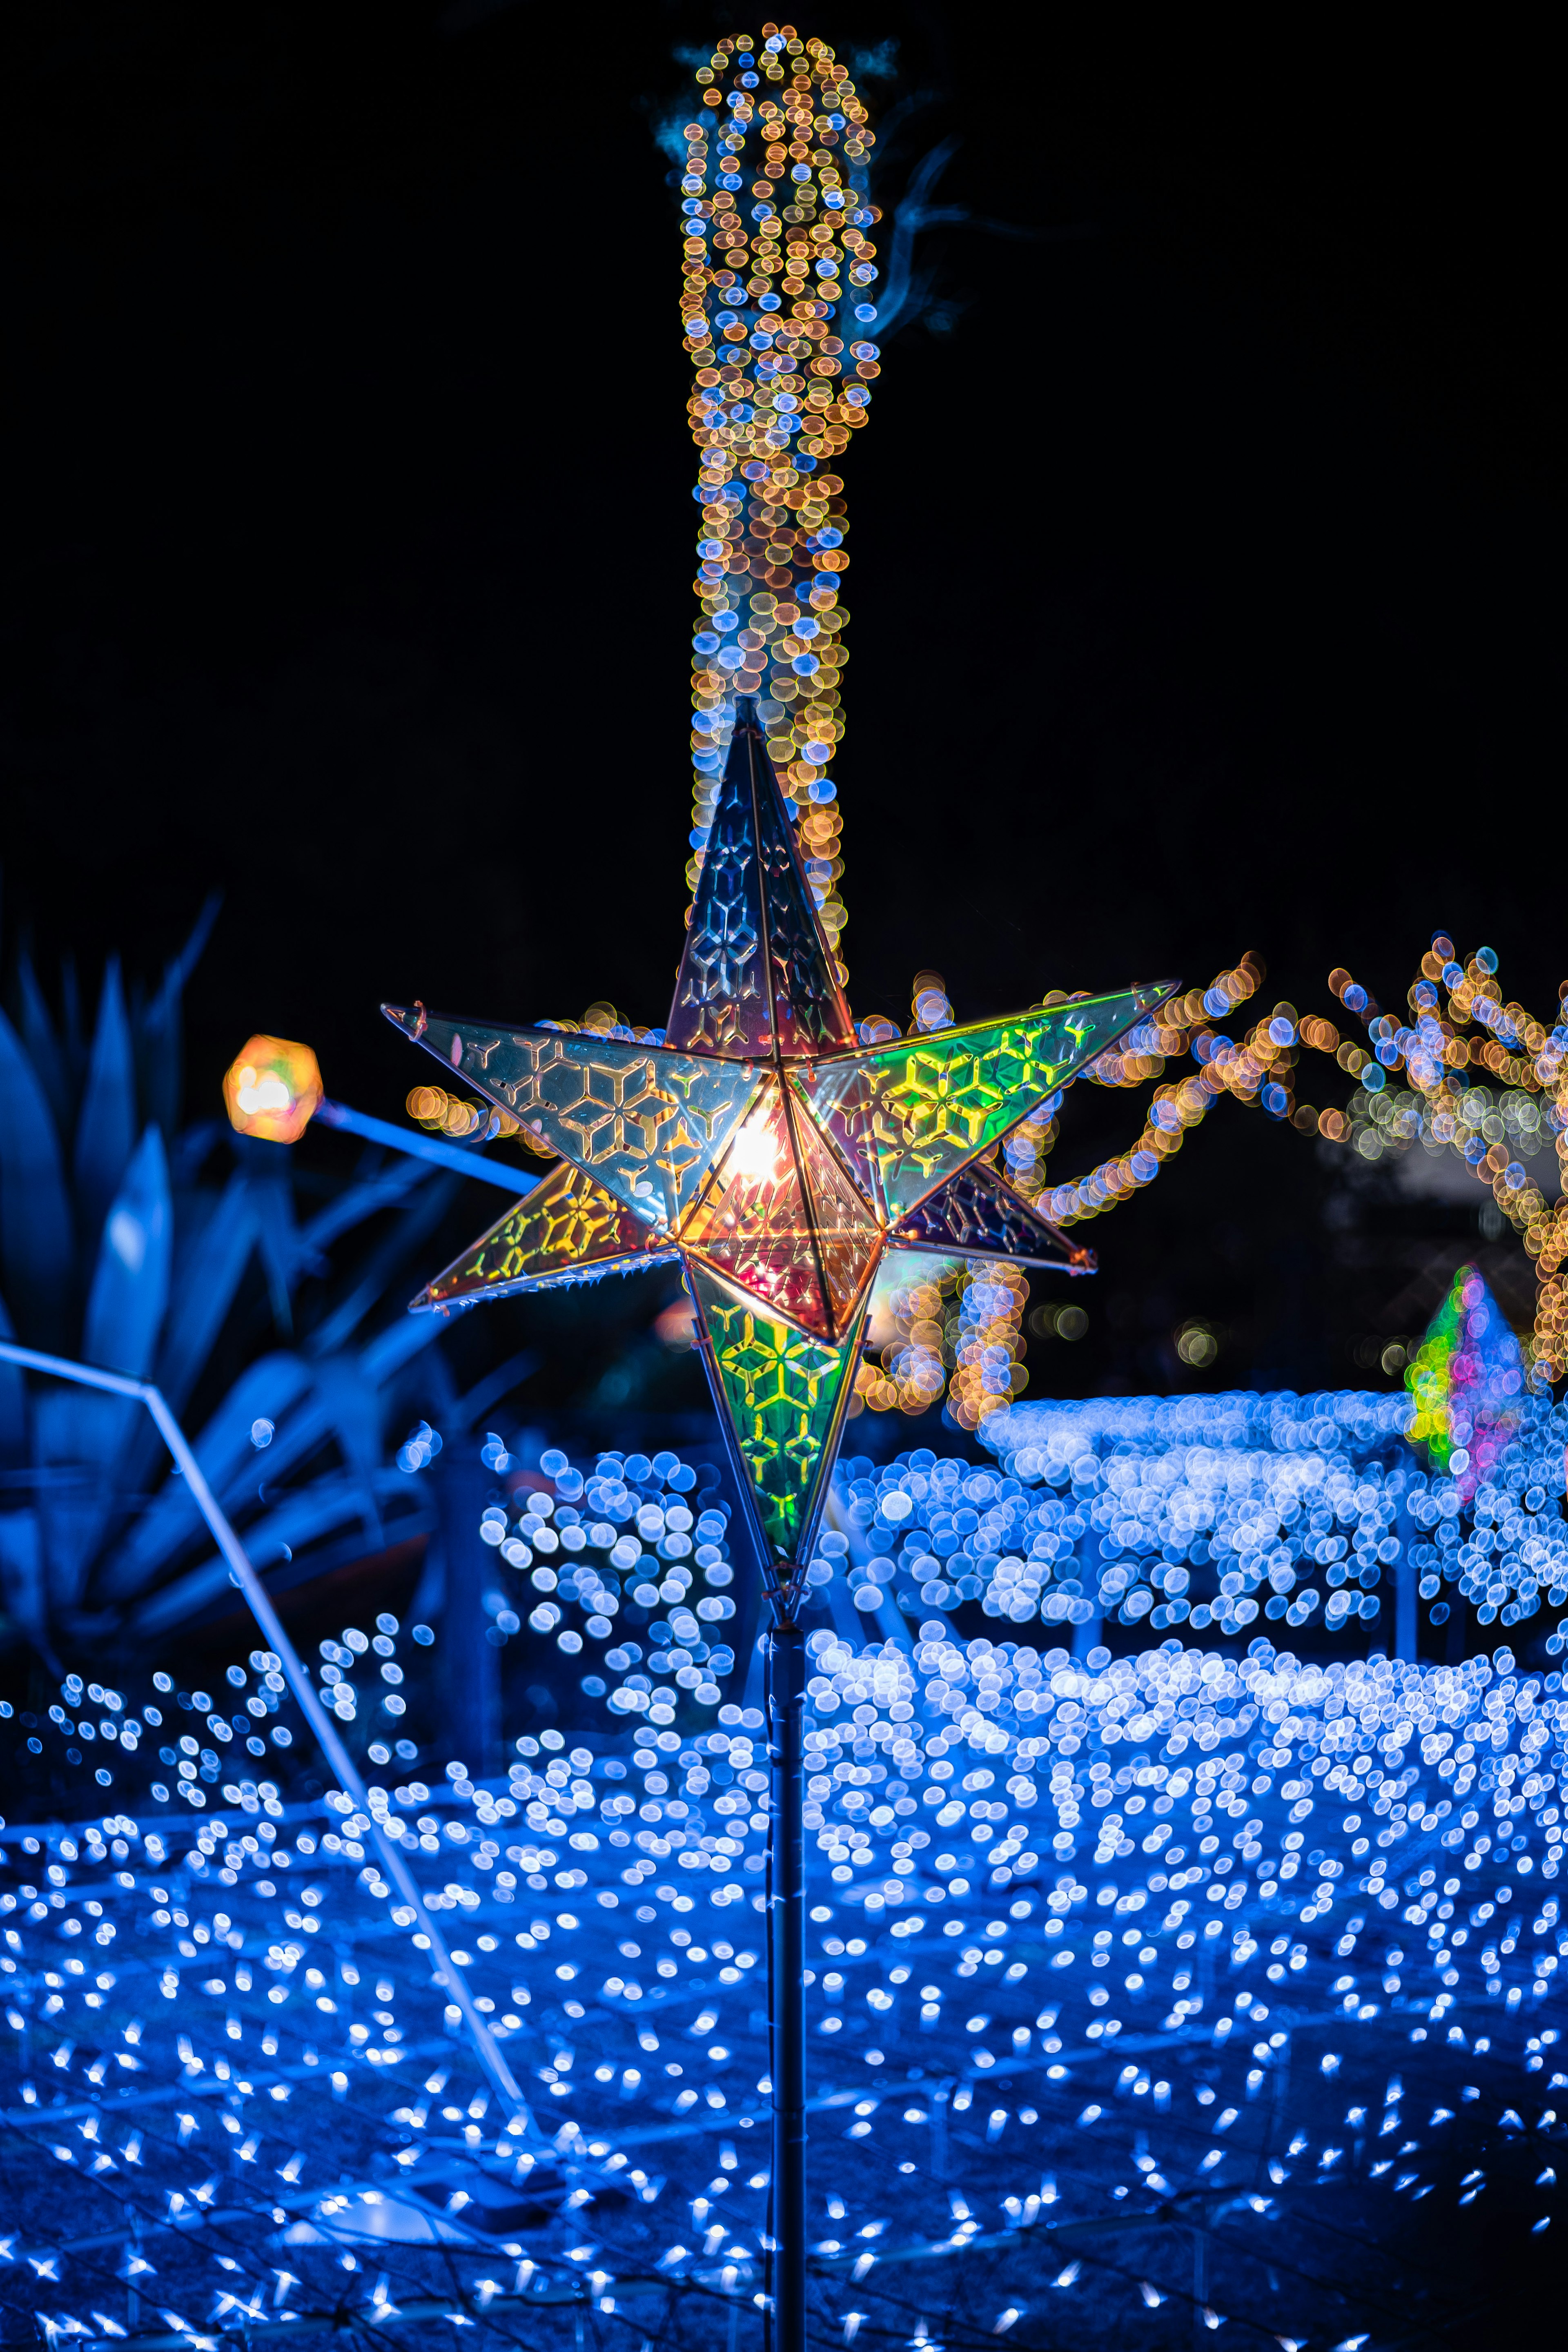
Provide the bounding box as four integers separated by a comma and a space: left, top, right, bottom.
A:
385, 702, 1173, 1608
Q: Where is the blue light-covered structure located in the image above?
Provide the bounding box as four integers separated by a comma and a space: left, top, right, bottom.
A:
978, 1384, 1568, 1649
2, 1409, 1565, 2346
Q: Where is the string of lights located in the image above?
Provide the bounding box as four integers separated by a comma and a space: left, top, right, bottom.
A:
678, 25, 881, 973
853, 961, 1265, 1427
977, 935, 1568, 1392
849, 935, 1568, 1429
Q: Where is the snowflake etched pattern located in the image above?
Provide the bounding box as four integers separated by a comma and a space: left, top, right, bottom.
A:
797, 990, 1175, 1219
688, 1263, 863, 1557
415, 1160, 677, 1311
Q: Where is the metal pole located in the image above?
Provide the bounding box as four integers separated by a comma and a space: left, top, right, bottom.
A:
766, 1613, 807, 2352
315, 1097, 536, 1193
0, 1339, 537, 2137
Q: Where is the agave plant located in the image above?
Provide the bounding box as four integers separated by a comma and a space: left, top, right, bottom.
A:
0, 907, 481, 1660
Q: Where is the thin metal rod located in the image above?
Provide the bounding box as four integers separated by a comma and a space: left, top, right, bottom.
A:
766, 1614, 807, 2352
316, 1097, 536, 1193
0, 1338, 537, 2137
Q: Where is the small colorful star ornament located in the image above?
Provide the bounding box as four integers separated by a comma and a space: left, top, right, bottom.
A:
1405, 1261, 1528, 1499
385, 701, 1173, 1608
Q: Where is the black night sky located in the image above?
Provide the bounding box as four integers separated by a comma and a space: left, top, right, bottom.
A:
2, 2, 1559, 1418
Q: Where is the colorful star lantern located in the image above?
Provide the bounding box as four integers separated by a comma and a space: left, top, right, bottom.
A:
384, 703, 1173, 1598
1405, 1262, 1529, 1499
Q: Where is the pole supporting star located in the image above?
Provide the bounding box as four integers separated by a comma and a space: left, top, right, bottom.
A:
385, 702, 1175, 1614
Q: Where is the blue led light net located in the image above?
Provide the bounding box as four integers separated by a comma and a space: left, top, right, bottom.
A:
2, 1417, 1565, 2345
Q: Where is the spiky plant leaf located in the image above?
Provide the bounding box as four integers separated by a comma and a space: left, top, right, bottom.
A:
134, 893, 220, 1142
0, 1287, 28, 1469
130, 1467, 404, 1638
154, 1172, 258, 1412
16, 950, 71, 1139
0, 1003, 74, 1349
84, 1125, 172, 1379
308, 1352, 387, 1550
95, 1350, 316, 1603
73, 958, 136, 1254
0, 1510, 46, 1651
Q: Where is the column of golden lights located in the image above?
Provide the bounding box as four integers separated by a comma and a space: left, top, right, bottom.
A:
679, 27, 881, 976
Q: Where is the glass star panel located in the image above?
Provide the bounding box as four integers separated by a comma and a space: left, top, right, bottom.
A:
787, 1064, 879, 1206
797, 982, 1175, 1217
412, 1160, 676, 1312
689, 1261, 865, 1561
382, 1006, 763, 1231
792, 1092, 883, 1329
680, 1082, 834, 1337
666, 709, 854, 1060
889, 1154, 1091, 1270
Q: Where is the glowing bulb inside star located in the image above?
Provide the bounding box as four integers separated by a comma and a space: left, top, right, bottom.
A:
727, 1113, 782, 1181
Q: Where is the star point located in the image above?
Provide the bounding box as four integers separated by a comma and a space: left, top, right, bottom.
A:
388, 705, 1174, 1582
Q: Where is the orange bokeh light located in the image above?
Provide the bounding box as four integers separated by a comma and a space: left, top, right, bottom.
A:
223, 1034, 323, 1144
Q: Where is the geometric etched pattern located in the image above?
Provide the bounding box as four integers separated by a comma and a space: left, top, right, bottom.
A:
666, 705, 855, 1061
796, 982, 1176, 1218
381, 1006, 762, 1233
388, 693, 1175, 1566
889, 1154, 1093, 1272
688, 1261, 865, 1559
414, 1160, 677, 1313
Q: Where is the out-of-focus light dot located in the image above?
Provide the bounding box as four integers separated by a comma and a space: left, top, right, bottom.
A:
223, 1035, 323, 1144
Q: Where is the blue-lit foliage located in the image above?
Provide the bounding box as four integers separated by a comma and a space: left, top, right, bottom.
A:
0, 923, 462, 1655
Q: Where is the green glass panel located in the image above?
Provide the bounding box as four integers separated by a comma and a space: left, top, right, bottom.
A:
383, 1005, 762, 1231
798, 980, 1175, 1217
688, 1259, 864, 1561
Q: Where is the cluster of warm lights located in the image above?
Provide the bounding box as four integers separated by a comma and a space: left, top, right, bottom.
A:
962, 932, 1566, 1401
787, 955, 1261, 1427
1030, 957, 1269, 1227
851, 970, 1283, 1425
1311, 937, 1568, 1380
853, 973, 1071, 1424
1109, 936, 1568, 1381
858, 1260, 1034, 1431
679, 26, 881, 971
406, 1085, 523, 1146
